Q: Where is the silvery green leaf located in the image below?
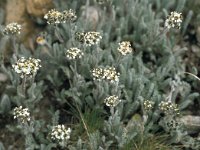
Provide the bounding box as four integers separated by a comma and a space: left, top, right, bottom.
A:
0, 94, 11, 113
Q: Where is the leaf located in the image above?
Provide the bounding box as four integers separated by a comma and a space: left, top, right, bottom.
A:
0, 142, 5, 150
0, 94, 11, 113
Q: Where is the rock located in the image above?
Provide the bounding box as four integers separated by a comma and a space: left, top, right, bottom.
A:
180, 115, 200, 134
26, 0, 54, 17
81, 6, 99, 30
191, 45, 200, 57
5, 0, 54, 48
0, 73, 8, 82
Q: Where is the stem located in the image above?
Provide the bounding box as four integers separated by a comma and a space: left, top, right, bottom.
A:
12, 36, 17, 54
12, 36, 18, 61
115, 54, 122, 68
22, 75, 27, 97
73, 60, 77, 73
23, 122, 35, 149
150, 27, 168, 46
166, 81, 176, 102
69, 22, 74, 45
54, 26, 64, 43
31, 74, 35, 85
184, 72, 200, 82
110, 107, 115, 118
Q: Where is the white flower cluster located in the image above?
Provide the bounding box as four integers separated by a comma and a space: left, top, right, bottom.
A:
117, 41, 133, 55
75, 32, 85, 43
44, 9, 77, 25
50, 125, 71, 146
143, 100, 154, 111
104, 67, 120, 83
12, 57, 41, 78
92, 67, 120, 83
91, 67, 104, 81
63, 9, 77, 22
165, 11, 183, 29
65, 47, 84, 60
84, 31, 102, 46
13, 106, 31, 123
104, 95, 121, 107
3, 22, 22, 35
159, 101, 179, 115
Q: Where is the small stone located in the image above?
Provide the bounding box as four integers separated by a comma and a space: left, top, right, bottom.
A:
0, 73, 8, 82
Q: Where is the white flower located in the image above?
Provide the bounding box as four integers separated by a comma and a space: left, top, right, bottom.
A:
44, 9, 77, 25
3, 22, 22, 35
91, 67, 104, 81
91, 66, 120, 83
165, 11, 183, 29
143, 100, 154, 111
117, 41, 133, 55
63, 9, 77, 22
12, 57, 41, 78
84, 31, 102, 46
104, 95, 121, 107
103, 67, 120, 83
159, 101, 179, 115
50, 125, 71, 147
13, 106, 31, 123
65, 47, 84, 60
44, 9, 64, 24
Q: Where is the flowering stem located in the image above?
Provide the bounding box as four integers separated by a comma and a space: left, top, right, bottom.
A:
54, 26, 64, 43
22, 75, 27, 97
115, 54, 122, 68
110, 107, 115, 118
31, 75, 35, 85
151, 27, 168, 45
69, 22, 73, 44
166, 83, 175, 102
12, 36, 18, 61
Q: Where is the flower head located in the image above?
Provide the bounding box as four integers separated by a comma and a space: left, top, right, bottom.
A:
12, 57, 41, 78
91, 66, 120, 83
63, 9, 77, 22
91, 67, 104, 81
13, 106, 31, 123
84, 31, 102, 46
159, 101, 180, 115
44, 9, 64, 24
65, 47, 83, 60
103, 67, 120, 83
75, 32, 85, 43
143, 100, 154, 111
104, 95, 121, 107
118, 41, 133, 55
165, 11, 183, 29
44, 9, 77, 24
3, 22, 22, 35
50, 125, 71, 147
